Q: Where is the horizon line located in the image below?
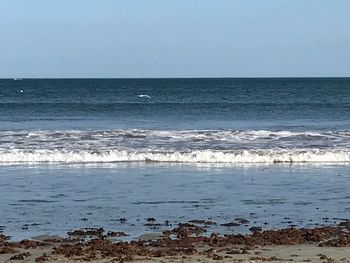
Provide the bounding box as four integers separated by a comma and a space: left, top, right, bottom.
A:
1, 76, 350, 80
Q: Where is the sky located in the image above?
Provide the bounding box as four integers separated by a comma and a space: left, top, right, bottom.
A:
0, 0, 349, 78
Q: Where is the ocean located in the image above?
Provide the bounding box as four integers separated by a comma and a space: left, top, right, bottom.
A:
0, 78, 350, 240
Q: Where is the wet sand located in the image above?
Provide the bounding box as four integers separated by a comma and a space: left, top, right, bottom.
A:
1, 221, 350, 262
1, 243, 350, 262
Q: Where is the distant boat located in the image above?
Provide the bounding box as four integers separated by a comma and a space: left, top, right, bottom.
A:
13, 78, 23, 81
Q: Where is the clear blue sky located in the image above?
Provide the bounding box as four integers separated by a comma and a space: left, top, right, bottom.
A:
0, 0, 349, 78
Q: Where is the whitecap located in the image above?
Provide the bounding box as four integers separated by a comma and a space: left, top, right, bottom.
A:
137, 94, 151, 99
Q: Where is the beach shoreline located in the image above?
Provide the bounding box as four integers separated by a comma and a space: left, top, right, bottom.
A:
1, 221, 350, 263
1, 78, 350, 263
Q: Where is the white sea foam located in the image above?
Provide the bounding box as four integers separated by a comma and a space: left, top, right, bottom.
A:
0, 129, 350, 164
0, 149, 350, 164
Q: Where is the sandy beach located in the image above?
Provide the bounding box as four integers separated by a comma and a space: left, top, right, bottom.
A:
1, 222, 350, 263
1, 243, 350, 262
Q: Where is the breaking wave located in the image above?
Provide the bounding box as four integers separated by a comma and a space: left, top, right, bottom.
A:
1, 129, 350, 164
0, 149, 350, 164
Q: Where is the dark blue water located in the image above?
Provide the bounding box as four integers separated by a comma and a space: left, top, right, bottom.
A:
1, 78, 350, 130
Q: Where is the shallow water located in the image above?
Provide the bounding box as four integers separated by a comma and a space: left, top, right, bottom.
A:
0, 163, 349, 240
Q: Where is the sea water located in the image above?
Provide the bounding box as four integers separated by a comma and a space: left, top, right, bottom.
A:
0, 78, 349, 240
